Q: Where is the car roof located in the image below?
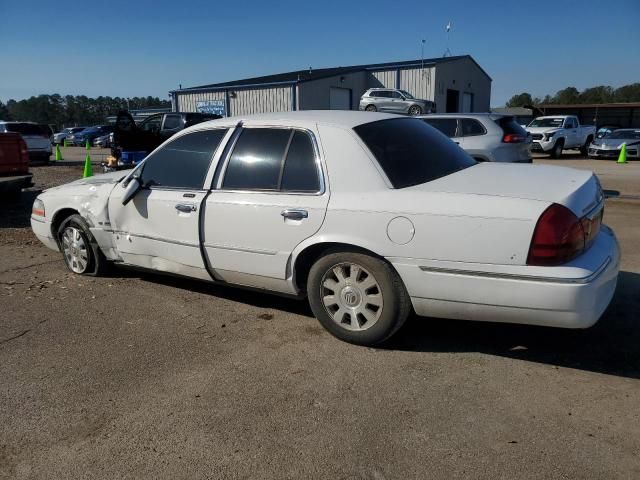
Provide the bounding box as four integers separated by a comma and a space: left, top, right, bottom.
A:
192, 110, 400, 130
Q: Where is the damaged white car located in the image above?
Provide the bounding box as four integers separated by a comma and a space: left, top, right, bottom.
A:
31, 111, 620, 345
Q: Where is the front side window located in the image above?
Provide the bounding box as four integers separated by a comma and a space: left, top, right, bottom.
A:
422, 118, 458, 137
354, 118, 476, 189
140, 129, 228, 189
222, 128, 320, 193
390, 91, 402, 99
163, 115, 182, 130
140, 115, 163, 133
460, 118, 486, 137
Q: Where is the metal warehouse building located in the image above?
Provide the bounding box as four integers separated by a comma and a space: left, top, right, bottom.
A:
170, 55, 491, 117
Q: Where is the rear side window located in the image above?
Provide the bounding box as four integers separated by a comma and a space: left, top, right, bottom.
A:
495, 116, 528, 136
460, 118, 486, 137
223, 128, 320, 192
354, 118, 476, 189
422, 118, 458, 137
223, 128, 291, 190
140, 129, 227, 189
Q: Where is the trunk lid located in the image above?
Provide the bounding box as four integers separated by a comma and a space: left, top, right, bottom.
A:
417, 163, 602, 216
0, 133, 29, 175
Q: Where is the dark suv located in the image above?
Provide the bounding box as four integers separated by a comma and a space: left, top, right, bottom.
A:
112, 111, 222, 155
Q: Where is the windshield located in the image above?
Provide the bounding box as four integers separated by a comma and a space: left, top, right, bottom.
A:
608, 130, 640, 140
399, 90, 415, 99
528, 118, 565, 128
353, 118, 476, 189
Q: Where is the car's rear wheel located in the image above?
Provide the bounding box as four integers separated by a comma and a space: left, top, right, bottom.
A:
307, 250, 411, 346
550, 139, 564, 158
57, 214, 108, 276
580, 136, 593, 156
408, 105, 423, 116
365, 104, 377, 112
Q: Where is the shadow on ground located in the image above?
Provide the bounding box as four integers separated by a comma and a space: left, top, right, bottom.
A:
0, 191, 40, 228
140, 269, 640, 379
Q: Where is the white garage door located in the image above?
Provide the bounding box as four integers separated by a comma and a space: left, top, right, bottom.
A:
329, 88, 351, 110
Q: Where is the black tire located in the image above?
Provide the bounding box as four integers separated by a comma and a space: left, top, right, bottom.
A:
550, 139, 564, 158
365, 104, 377, 112
57, 214, 109, 276
307, 249, 411, 346
408, 105, 423, 116
580, 136, 593, 156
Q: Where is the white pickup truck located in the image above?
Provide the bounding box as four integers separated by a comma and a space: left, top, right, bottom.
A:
526, 115, 596, 158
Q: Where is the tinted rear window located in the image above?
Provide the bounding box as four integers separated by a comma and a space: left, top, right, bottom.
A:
354, 118, 476, 189
422, 118, 458, 137
495, 116, 528, 136
3, 123, 45, 135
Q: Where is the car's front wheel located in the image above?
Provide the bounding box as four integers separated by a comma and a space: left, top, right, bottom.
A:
580, 136, 593, 156
550, 139, 564, 158
307, 250, 411, 345
408, 105, 423, 116
57, 214, 108, 276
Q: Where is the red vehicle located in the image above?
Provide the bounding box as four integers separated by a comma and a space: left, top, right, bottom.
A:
0, 132, 33, 197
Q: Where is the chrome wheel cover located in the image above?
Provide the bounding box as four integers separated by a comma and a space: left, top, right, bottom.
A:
61, 226, 89, 274
320, 262, 384, 331
409, 106, 421, 115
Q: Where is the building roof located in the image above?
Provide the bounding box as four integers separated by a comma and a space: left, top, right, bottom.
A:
173, 55, 490, 93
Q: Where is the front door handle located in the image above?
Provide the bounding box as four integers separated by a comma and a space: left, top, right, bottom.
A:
175, 203, 197, 213
281, 209, 308, 220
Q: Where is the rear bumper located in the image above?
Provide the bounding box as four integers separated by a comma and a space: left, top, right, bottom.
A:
390, 225, 620, 329
31, 216, 59, 251
0, 174, 34, 193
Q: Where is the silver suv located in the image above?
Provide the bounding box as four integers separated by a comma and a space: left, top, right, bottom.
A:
359, 88, 435, 116
419, 113, 532, 163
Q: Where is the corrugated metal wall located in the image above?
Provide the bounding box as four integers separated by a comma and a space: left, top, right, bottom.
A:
175, 91, 225, 113
230, 86, 292, 115
400, 67, 434, 101
175, 86, 292, 115
370, 70, 395, 88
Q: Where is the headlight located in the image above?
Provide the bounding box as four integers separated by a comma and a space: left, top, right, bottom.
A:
545, 132, 556, 140
32, 198, 45, 217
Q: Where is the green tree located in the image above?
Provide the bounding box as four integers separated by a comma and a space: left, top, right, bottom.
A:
505, 92, 534, 107
0, 101, 11, 120
579, 86, 614, 104
613, 83, 640, 102
552, 87, 580, 104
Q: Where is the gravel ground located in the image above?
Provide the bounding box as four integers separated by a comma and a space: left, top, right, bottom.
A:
1, 162, 639, 479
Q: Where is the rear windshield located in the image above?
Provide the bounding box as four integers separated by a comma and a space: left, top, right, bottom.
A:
495, 116, 528, 136
354, 118, 476, 189
3, 123, 45, 135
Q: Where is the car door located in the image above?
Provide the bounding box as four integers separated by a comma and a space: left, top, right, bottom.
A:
107, 128, 229, 280
388, 90, 406, 113
457, 118, 487, 156
564, 117, 578, 147
202, 125, 328, 293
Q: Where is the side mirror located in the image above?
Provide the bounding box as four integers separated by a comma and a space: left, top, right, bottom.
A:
122, 176, 142, 205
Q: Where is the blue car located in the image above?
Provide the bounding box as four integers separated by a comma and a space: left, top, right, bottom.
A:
71, 126, 114, 146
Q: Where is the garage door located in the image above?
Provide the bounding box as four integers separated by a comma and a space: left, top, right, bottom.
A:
329, 88, 351, 110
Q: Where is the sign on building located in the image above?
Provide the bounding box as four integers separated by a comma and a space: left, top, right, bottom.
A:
196, 99, 226, 116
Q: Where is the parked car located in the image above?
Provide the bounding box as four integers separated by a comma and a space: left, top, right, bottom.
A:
419, 113, 532, 163
0, 133, 33, 197
0, 122, 52, 163
71, 125, 114, 146
30, 111, 619, 346
526, 115, 596, 158
359, 88, 435, 116
93, 134, 111, 148
39, 124, 54, 143
588, 128, 640, 159
53, 127, 86, 145
112, 111, 222, 156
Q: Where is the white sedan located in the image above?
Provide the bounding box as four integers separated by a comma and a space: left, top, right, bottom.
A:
30, 111, 620, 345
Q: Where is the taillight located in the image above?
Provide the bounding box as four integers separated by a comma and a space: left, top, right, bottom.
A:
503, 133, 526, 143
527, 204, 585, 266
19, 138, 29, 164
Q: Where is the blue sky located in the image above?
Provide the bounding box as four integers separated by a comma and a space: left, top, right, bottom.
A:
1, 0, 638, 106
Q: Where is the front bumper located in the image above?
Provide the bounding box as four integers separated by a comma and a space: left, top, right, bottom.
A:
390, 225, 620, 329
531, 139, 555, 152
31, 216, 59, 251
589, 147, 638, 159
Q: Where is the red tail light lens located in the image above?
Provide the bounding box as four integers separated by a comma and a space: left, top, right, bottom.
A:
527, 204, 585, 266
502, 134, 526, 143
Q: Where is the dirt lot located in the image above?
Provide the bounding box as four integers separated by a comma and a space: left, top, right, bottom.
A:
1, 158, 639, 479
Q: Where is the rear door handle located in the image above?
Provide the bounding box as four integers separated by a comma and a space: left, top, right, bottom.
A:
281, 209, 308, 220
175, 203, 197, 213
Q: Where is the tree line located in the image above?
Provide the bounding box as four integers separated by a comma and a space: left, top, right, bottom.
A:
506, 83, 640, 108
0, 94, 171, 129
